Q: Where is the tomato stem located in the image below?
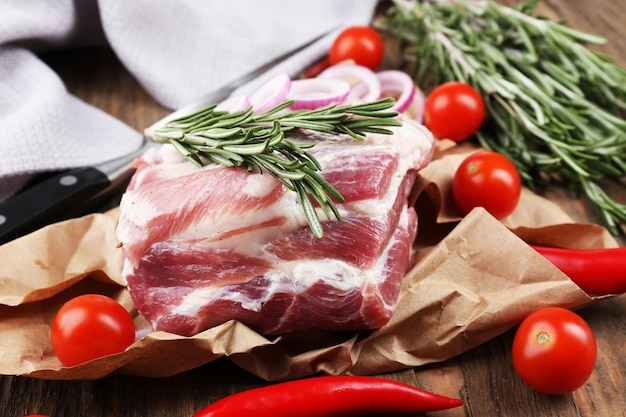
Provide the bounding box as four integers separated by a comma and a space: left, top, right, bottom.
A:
536, 331, 550, 345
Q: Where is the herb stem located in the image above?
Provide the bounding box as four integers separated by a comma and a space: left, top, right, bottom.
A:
386, 0, 626, 235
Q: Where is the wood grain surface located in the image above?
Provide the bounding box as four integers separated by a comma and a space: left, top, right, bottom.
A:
2, 1, 624, 416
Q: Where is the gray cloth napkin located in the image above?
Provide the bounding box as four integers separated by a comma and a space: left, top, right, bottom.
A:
0, 0, 378, 202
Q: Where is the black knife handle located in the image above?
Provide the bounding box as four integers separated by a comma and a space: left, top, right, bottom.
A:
0, 167, 110, 245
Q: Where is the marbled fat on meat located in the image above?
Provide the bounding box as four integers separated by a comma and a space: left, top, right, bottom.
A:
116, 116, 434, 336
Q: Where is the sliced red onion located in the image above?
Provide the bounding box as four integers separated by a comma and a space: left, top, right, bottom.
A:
376, 70, 416, 113
249, 72, 292, 113
316, 63, 381, 103
216, 94, 251, 113
287, 78, 351, 110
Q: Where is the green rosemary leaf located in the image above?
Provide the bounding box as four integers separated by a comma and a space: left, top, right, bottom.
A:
194, 127, 243, 139
337, 124, 365, 140
294, 181, 324, 239
279, 120, 336, 131
153, 128, 184, 141
206, 152, 240, 168
221, 141, 270, 155
210, 109, 255, 129
166, 105, 218, 129
255, 100, 294, 117
387, 0, 626, 234
247, 155, 306, 181
169, 140, 203, 167
301, 165, 345, 203
152, 98, 400, 238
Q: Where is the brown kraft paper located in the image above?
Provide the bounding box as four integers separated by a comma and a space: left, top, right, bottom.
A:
0, 143, 617, 381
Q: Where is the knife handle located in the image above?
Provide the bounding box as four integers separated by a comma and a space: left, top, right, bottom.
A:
0, 167, 110, 245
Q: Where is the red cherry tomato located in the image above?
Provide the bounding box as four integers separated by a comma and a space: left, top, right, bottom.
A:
452, 150, 521, 219
329, 26, 385, 71
50, 294, 135, 367
423, 81, 485, 141
512, 307, 597, 395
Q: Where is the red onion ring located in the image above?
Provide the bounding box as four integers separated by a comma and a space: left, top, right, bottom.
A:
249, 72, 292, 113
316, 63, 381, 103
216, 94, 251, 113
376, 70, 416, 113
287, 78, 351, 110
236, 64, 422, 123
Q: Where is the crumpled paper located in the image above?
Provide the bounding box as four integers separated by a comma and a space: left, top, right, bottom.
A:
0, 143, 617, 381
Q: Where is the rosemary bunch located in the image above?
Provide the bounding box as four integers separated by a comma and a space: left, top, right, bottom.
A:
386, 0, 626, 234
152, 98, 401, 238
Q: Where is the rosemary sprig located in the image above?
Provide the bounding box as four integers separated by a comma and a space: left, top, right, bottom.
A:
151, 98, 402, 238
386, 0, 626, 235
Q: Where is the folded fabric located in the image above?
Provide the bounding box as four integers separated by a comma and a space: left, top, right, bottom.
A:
0, 46, 144, 201
0, 0, 378, 202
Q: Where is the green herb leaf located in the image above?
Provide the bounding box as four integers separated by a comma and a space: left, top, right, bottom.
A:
387, 0, 626, 235
152, 98, 401, 238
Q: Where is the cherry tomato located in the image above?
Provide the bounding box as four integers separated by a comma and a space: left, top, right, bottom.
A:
423, 81, 485, 142
512, 307, 597, 395
452, 150, 521, 219
50, 294, 135, 367
329, 26, 385, 71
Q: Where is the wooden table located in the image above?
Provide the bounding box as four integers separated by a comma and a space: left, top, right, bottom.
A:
2, 0, 624, 416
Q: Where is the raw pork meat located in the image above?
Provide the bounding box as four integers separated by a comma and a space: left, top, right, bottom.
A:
116, 116, 434, 336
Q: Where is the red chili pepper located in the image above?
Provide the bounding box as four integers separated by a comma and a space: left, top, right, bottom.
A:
532, 245, 626, 295
192, 375, 463, 417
